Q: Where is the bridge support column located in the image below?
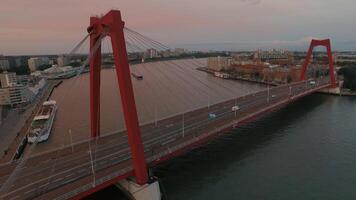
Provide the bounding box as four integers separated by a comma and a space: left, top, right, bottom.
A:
88, 10, 149, 185
300, 39, 337, 87
116, 177, 161, 200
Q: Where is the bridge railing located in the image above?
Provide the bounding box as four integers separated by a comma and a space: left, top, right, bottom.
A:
0, 77, 332, 200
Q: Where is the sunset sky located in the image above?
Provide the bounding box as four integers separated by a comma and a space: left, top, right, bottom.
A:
1, 0, 356, 55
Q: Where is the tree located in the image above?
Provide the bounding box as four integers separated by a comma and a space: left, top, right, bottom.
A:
37, 64, 52, 71
8, 65, 30, 75
287, 75, 292, 83
339, 66, 356, 91
253, 72, 261, 80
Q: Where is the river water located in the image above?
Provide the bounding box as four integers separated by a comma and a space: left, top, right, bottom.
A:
71, 59, 356, 199
87, 93, 356, 200
32, 58, 266, 153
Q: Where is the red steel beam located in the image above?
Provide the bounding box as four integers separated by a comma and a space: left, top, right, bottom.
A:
300, 39, 337, 87
89, 16, 101, 138
88, 10, 148, 185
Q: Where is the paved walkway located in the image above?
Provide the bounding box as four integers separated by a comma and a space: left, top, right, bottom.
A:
0, 81, 57, 160
0, 109, 31, 157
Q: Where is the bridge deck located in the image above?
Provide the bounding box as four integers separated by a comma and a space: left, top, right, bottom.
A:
0, 78, 330, 200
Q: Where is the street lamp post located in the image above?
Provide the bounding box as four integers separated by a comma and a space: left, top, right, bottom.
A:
69, 129, 73, 153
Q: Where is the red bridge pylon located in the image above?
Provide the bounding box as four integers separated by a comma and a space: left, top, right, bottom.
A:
88, 10, 148, 185
300, 39, 337, 87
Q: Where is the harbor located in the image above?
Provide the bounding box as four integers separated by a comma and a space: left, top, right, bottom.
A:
0, 80, 62, 163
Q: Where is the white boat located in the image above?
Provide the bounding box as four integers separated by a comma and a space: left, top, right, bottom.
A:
214, 72, 230, 79
41, 65, 78, 80
27, 100, 57, 144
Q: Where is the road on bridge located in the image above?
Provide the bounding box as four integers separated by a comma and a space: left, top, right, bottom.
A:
0, 78, 330, 200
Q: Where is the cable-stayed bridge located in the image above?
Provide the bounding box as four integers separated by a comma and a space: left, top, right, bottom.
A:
0, 10, 337, 200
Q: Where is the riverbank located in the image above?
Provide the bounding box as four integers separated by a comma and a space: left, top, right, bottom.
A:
196, 67, 276, 86
0, 80, 62, 164
29, 58, 267, 155
340, 90, 356, 96
317, 86, 356, 97
197, 67, 356, 98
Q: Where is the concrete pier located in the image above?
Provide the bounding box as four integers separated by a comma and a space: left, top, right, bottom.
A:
318, 86, 341, 95
318, 81, 343, 95
116, 177, 161, 200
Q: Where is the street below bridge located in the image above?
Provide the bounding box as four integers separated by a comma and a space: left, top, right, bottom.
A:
0, 77, 331, 200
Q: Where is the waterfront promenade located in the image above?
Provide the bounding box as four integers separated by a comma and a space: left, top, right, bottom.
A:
0, 80, 61, 163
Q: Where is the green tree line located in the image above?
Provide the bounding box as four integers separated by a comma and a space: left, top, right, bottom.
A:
338, 66, 356, 91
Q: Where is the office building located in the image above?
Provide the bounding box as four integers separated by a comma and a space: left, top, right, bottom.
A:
0, 55, 10, 71
57, 55, 69, 67
0, 72, 46, 106
207, 56, 233, 71
27, 57, 50, 72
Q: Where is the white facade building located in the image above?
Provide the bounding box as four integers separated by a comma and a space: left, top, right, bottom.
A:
145, 48, 159, 59
207, 56, 233, 71
28, 58, 42, 72
0, 85, 28, 105
0, 72, 17, 88
28, 57, 50, 72
57, 55, 69, 67
0, 72, 47, 106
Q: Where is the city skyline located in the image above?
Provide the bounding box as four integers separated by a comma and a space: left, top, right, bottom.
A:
1, 0, 356, 55
1, 6, 356, 200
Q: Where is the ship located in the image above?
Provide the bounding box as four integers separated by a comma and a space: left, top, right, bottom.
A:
27, 100, 57, 144
214, 71, 230, 79
41, 65, 78, 80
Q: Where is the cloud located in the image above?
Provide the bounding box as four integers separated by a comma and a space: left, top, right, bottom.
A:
240, 0, 262, 5
173, 36, 325, 51
262, 36, 321, 46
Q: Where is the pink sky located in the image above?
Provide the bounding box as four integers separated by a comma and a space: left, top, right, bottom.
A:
1, 0, 356, 55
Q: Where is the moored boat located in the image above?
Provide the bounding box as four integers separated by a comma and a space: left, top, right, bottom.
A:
27, 100, 57, 144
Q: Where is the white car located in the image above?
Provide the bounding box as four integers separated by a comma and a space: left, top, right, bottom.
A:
271, 94, 276, 98
309, 80, 316, 85
231, 105, 240, 112
208, 113, 216, 119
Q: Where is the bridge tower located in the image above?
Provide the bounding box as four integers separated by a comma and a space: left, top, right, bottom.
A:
88, 10, 148, 185
300, 39, 337, 87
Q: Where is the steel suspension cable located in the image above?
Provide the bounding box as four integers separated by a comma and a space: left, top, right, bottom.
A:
124, 27, 170, 51
125, 34, 204, 111
66, 33, 91, 60
125, 31, 239, 109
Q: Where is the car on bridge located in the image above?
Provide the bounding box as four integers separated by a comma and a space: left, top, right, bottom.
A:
208, 113, 217, 119
231, 105, 240, 112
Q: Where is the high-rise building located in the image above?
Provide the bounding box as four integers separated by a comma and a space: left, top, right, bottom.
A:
0, 55, 10, 71
27, 57, 50, 72
0, 72, 46, 106
207, 56, 232, 71
0, 85, 27, 106
28, 58, 42, 72
57, 55, 69, 67
0, 72, 17, 88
